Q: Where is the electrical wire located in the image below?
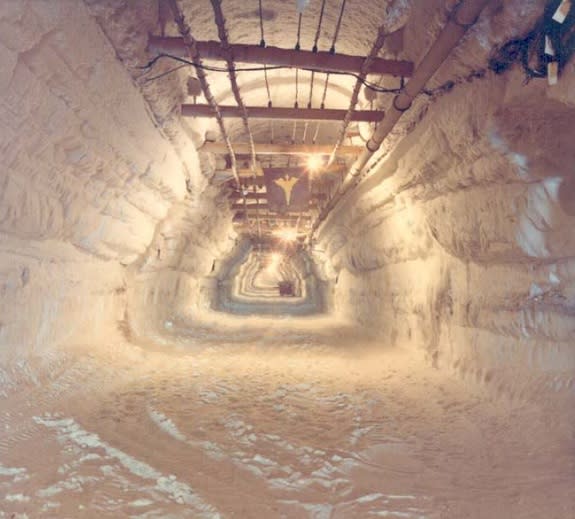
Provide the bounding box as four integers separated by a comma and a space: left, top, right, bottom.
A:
488, 0, 575, 80
138, 53, 405, 94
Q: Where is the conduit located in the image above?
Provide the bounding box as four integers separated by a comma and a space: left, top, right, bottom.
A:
311, 0, 491, 238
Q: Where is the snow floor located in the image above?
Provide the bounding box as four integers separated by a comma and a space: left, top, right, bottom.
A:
1, 319, 573, 518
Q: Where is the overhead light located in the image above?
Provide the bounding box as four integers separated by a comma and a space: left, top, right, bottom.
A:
306, 154, 324, 172
274, 227, 298, 242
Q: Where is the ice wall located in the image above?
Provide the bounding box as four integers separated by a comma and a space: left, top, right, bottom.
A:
0, 1, 228, 363
318, 67, 575, 394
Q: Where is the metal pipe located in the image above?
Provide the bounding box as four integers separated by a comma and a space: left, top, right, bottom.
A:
148, 36, 414, 77
311, 0, 490, 238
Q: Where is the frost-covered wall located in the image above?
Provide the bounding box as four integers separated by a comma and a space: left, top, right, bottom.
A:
0, 1, 224, 360
319, 68, 575, 393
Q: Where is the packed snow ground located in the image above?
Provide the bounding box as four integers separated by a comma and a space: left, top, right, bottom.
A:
1, 321, 573, 519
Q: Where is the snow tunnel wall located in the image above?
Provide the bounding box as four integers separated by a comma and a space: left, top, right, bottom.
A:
0, 1, 233, 365
317, 68, 575, 393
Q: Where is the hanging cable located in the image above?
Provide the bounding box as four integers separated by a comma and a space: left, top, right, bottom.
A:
258, 0, 272, 108
312, 0, 327, 53
319, 72, 330, 109
295, 13, 303, 50
294, 68, 300, 107
302, 120, 309, 143
330, 0, 347, 54
312, 121, 321, 143
258, 0, 265, 47
167, 0, 239, 187
307, 70, 315, 108
210, 0, 257, 173
318, 0, 346, 108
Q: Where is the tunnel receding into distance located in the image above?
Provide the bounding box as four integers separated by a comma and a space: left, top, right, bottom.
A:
1, 0, 574, 517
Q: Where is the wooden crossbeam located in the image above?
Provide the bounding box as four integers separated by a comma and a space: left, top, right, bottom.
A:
148, 36, 414, 77
230, 192, 268, 200
233, 213, 311, 223
203, 142, 363, 155
182, 104, 384, 122
230, 191, 327, 201
232, 202, 318, 211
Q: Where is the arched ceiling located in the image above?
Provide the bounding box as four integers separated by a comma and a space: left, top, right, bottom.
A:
87, 0, 547, 242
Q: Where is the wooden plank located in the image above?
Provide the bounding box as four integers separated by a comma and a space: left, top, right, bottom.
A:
182, 104, 384, 122
202, 142, 363, 155
148, 36, 414, 77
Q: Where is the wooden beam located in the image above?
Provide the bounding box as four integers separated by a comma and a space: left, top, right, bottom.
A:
230, 191, 327, 201
182, 104, 384, 122
203, 142, 363, 155
230, 191, 267, 200
148, 36, 414, 77
234, 213, 312, 222
232, 202, 318, 211
222, 164, 344, 182
232, 203, 271, 211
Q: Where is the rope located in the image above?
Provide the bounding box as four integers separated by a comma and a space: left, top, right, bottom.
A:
328, 25, 387, 167
167, 0, 239, 187
210, 0, 257, 173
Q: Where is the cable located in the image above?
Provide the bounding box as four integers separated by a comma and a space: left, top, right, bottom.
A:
307, 70, 315, 108
294, 68, 300, 108
138, 53, 403, 93
295, 13, 303, 51
488, 0, 575, 81
258, 0, 272, 108
138, 53, 285, 73
330, 0, 347, 54
312, 121, 321, 143
258, 0, 265, 47
312, 0, 327, 53
140, 54, 491, 99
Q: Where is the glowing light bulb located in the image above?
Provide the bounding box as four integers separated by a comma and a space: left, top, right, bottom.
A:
274, 227, 298, 242
306, 154, 324, 172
